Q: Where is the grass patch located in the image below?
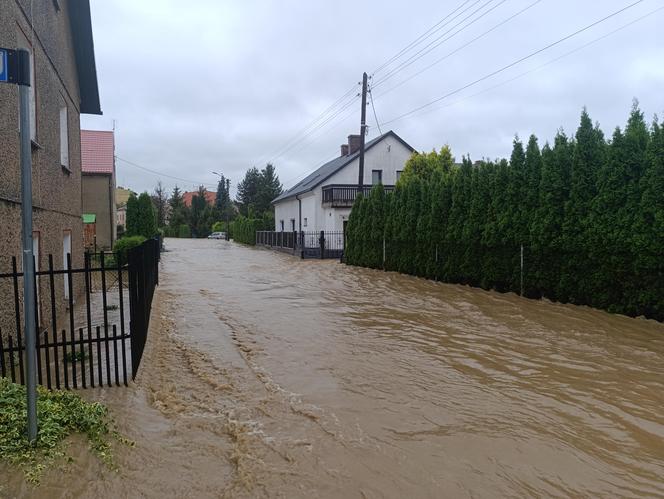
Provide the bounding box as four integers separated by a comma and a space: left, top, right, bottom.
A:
0, 377, 132, 484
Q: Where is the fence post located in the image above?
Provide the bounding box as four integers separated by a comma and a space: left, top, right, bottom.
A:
319, 230, 325, 259
520, 244, 524, 297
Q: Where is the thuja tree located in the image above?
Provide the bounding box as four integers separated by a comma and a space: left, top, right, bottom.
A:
344, 103, 664, 321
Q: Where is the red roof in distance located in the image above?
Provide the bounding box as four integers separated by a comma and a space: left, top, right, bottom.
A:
182, 190, 216, 207
81, 130, 115, 174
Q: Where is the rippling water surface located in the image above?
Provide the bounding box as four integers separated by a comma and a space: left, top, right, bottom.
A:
5, 238, 664, 498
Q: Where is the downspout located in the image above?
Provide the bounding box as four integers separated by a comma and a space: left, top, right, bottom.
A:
295, 194, 302, 232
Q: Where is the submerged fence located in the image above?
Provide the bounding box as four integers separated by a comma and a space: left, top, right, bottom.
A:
256, 230, 345, 259
0, 237, 160, 389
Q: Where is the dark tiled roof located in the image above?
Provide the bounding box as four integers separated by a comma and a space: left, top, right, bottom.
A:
272, 130, 413, 204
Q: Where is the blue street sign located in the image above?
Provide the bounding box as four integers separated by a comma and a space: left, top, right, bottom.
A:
0, 49, 8, 83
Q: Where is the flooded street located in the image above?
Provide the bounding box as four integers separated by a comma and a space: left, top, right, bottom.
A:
5, 237, 664, 498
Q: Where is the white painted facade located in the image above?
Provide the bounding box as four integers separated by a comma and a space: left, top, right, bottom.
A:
273, 132, 413, 233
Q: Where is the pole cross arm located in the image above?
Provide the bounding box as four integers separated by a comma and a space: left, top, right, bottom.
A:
0, 48, 31, 86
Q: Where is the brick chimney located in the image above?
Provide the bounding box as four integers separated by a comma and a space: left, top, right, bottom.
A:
340, 144, 349, 156
348, 134, 361, 155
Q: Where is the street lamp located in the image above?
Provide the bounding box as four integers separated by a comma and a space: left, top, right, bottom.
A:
212, 171, 230, 241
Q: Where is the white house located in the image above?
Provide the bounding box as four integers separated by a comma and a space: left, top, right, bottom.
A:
272, 130, 414, 234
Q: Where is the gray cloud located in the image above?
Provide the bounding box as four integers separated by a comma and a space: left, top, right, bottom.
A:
82, 0, 664, 196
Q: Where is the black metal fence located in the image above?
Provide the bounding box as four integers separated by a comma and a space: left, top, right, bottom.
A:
256, 230, 345, 259
0, 237, 160, 389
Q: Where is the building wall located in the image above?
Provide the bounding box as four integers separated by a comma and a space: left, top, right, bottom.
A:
0, 1, 86, 337
82, 174, 114, 249
273, 192, 319, 233
324, 134, 412, 186
273, 134, 413, 233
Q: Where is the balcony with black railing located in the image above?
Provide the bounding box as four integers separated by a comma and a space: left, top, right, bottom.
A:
321, 184, 395, 207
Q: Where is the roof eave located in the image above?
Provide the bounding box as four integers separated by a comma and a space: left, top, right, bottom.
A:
68, 2, 102, 115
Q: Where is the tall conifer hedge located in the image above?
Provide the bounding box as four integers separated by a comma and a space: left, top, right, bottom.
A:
345, 104, 664, 321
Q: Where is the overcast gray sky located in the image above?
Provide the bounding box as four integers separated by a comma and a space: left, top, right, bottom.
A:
81, 0, 664, 197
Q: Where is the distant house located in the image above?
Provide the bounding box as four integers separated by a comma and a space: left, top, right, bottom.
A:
272, 131, 414, 233
0, 1, 101, 335
81, 130, 116, 250
182, 189, 216, 208
115, 186, 134, 207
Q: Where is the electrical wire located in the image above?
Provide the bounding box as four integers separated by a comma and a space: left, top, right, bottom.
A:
384, 4, 664, 126
255, 0, 486, 167
268, 93, 360, 163
371, 0, 476, 75
254, 83, 359, 166
373, 0, 506, 88
115, 156, 217, 188
374, 0, 544, 100
380, 0, 647, 127
369, 87, 383, 136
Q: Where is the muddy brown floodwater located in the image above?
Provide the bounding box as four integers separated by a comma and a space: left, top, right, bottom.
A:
4, 238, 664, 498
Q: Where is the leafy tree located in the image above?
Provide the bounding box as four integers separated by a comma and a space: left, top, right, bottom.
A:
236, 164, 283, 217
215, 175, 235, 221
126, 192, 157, 239
137, 192, 157, 238
257, 163, 283, 215
125, 194, 139, 238
236, 167, 262, 216
151, 181, 169, 228
189, 185, 214, 238
168, 185, 188, 231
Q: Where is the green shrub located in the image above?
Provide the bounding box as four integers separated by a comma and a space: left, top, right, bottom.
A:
113, 235, 146, 263
177, 224, 191, 238
0, 377, 132, 483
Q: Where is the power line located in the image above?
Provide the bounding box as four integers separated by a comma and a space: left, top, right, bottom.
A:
254, 0, 488, 167
255, 1, 503, 167
373, 0, 506, 88
388, 4, 664, 125
268, 93, 360, 163
255, 83, 359, 166
380, 0, 646, 127
369, 86, 383, 135
115, 155, 217, 188
374, 0, 544, 100
371, 0, 475, 75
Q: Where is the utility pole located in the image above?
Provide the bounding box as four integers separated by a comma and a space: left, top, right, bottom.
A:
1, 47, 38, 441
357, 72, 368, 192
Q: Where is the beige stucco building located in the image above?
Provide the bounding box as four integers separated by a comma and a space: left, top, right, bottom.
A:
0, 0, 101, 336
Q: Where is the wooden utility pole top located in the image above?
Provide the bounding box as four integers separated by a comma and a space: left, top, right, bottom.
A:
357, 72, 368, 191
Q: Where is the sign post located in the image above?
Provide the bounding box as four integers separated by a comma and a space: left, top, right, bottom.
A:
1, 47, 38, 442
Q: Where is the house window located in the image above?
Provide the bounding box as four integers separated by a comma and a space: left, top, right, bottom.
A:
290, 219, 295, 231
59, 105, 69, 168
372, 169, 382, 185
17, 30, 36, 142
279, 220, 284, 231
303, 217, 308, 228
396, 170, 403, 182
